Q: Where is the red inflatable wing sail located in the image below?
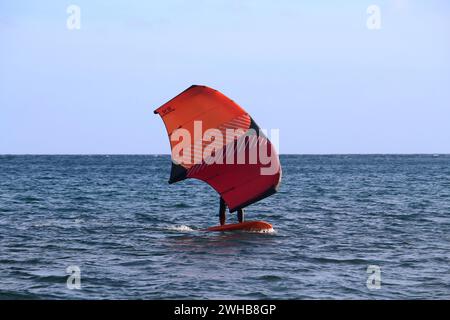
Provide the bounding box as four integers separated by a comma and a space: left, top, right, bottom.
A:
154, 85, 281, 212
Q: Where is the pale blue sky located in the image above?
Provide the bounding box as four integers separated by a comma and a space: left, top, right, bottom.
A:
1, 0, 449, 154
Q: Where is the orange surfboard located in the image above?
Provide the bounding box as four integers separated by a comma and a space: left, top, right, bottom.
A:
206, 221, 273, 232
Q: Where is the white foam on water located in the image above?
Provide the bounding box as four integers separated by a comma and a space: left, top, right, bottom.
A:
247, 227, 276, 234
167, 225, 195, 232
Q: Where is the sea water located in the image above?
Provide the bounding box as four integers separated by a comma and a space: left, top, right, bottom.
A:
0, 155, 449, 299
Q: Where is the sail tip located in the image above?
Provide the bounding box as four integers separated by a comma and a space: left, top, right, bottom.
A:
154, 85, 209, 116
168, 162, 188, 184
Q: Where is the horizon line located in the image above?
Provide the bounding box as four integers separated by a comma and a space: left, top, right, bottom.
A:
1, 153, 449, 156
